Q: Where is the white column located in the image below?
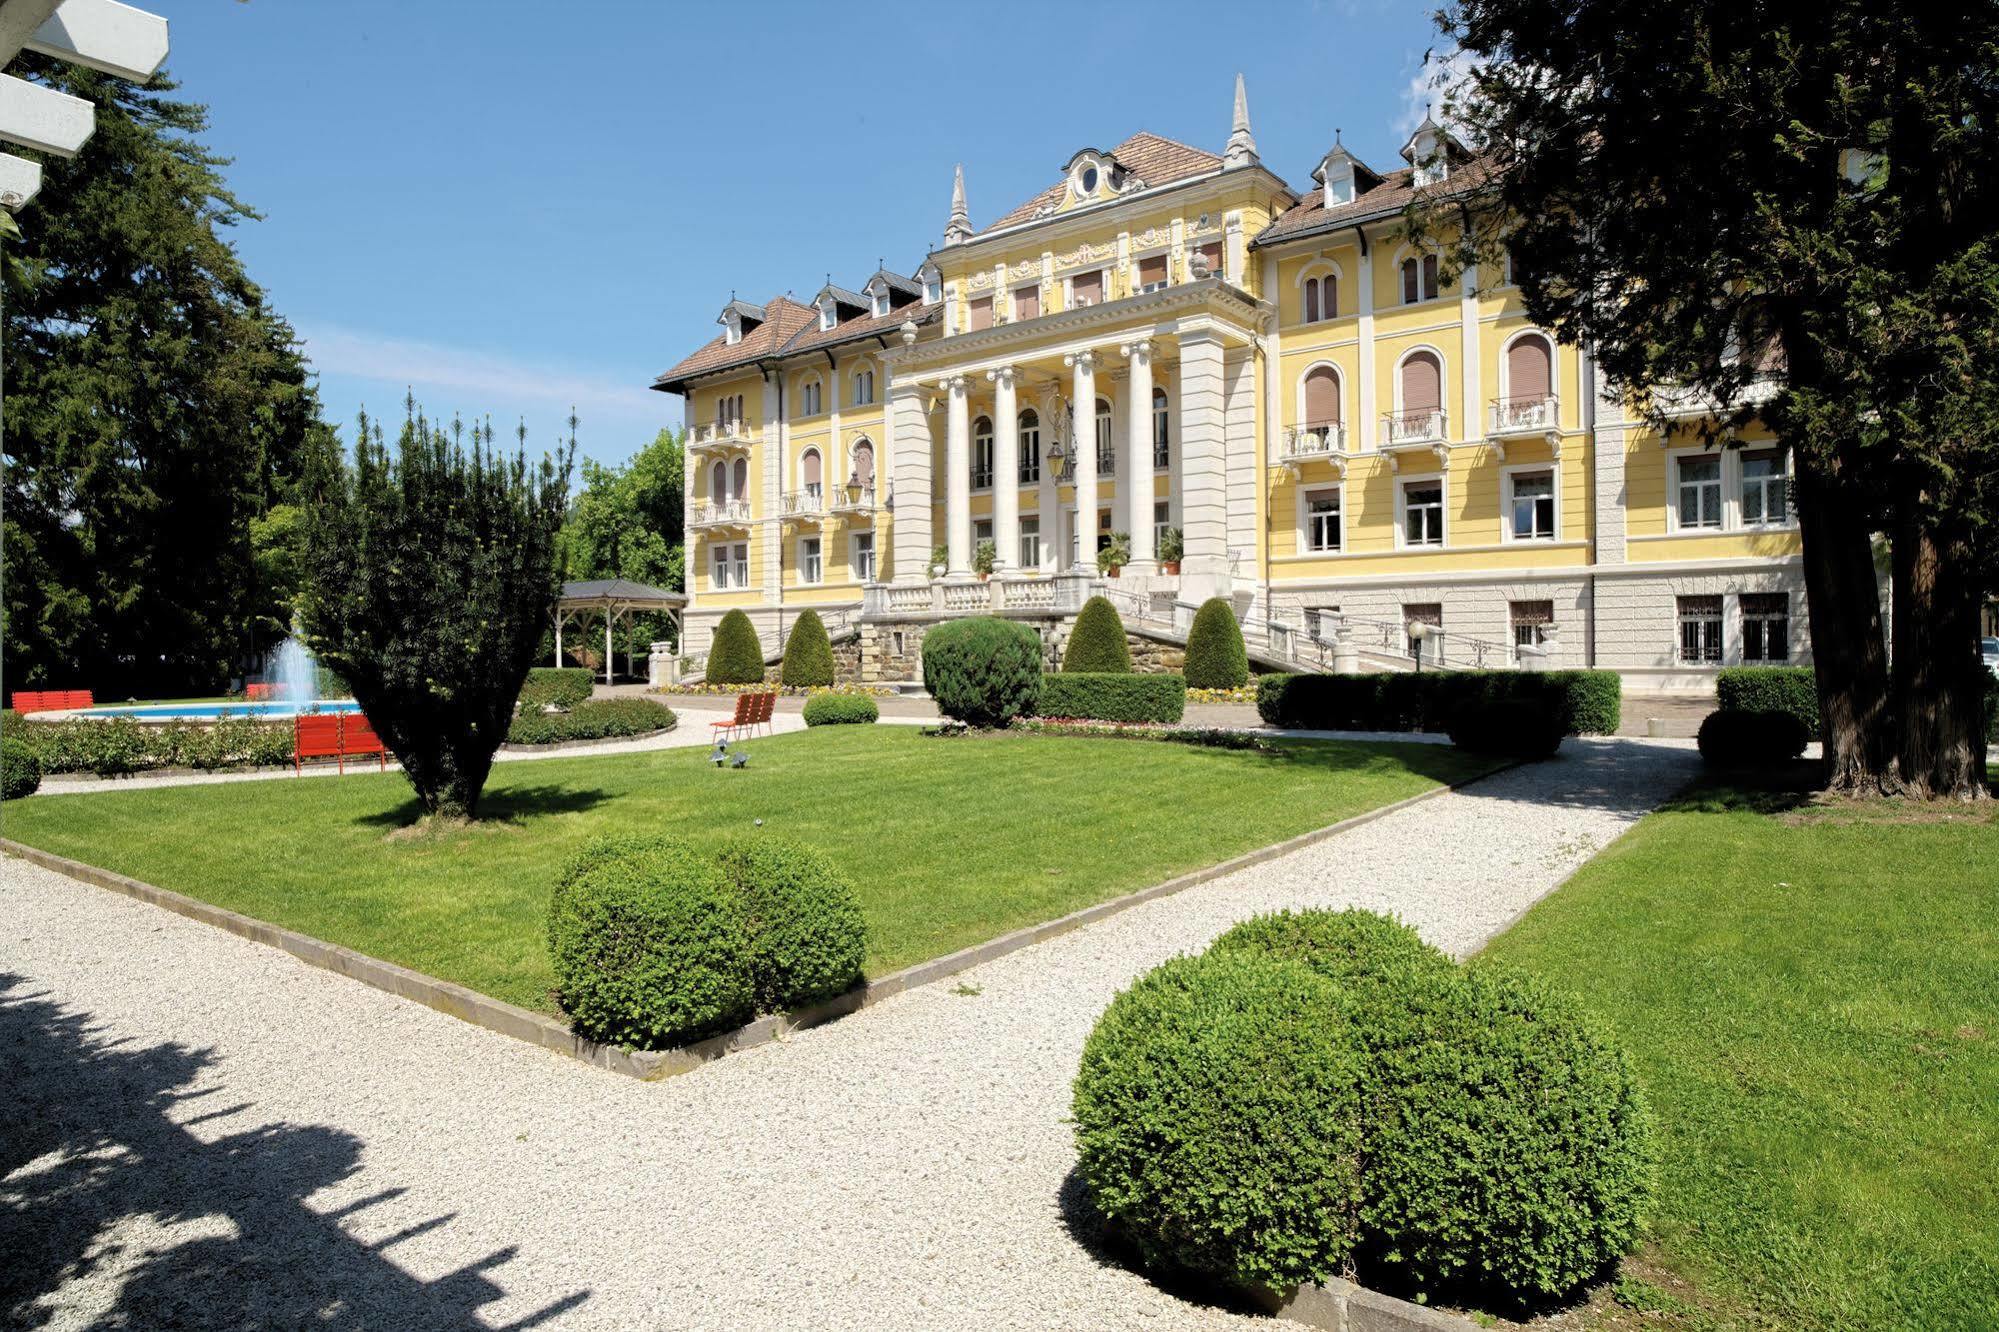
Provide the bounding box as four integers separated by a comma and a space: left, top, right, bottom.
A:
1066, 350, 1098, 569
888, 383, 933, 584
1121, 339, 1155, 573
1177, 327, 1229, 598
989, 365, 1019, 572
944, 374, 972, 576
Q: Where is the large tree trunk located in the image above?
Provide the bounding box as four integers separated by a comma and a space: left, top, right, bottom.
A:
1792, 454, 1896, 793
1891, 503, 1991, 801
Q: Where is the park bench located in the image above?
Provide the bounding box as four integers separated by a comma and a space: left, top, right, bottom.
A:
293, 712, 388, 774
709, 691, 775, 743
11, 690, 93, 714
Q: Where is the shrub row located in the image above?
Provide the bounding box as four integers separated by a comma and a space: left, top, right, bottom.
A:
506, 697, 678, 745
517, 666, 596, 711
1715, 666, 1818, 734
2, 735, 41, 799
1257, 669, 1621, 736
1697, 708, 1810, 767
1037, 673, 1187, 724
13, 715, 296, 776
923, 616, 1043, 728
546, 832, 865, 1048
1447, 697, 1565, 759
1072, 909, 1654, 1306
802, 693, 879, 726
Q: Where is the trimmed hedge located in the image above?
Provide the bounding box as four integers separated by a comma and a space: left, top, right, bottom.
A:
1184, 597, 1250, 690
1037, 673, 1186, 724
1080, 907, 1655, 1306
506, 697, 678, 745
1697, 707, 1810, 768
922, 616, 1043, 728
1257, 670, 1620, 736
1063, 596, 1133, 673
2, 735, 42, 799
714, 836, 867, 1011
707, 609, 767, 686
546, 834, 754, 1048
518, 666, 595, 711
1072, 950, 1366, 1288
1448, 697, 1564, 759
779, 609, 835, 688
1716, 666, 1818, 734
16, 715, 295, 776
802, 693, 879, 726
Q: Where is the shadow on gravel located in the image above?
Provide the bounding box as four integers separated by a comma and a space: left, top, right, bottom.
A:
0, 973, 587, 1328
1441, 738, 1706, 815
1053, 1165, 1263, 1319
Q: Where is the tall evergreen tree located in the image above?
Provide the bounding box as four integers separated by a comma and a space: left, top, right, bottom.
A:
2, 57, 331, 697
1421, 0, 1998, 798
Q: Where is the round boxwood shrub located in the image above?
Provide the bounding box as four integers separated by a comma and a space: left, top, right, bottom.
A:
2, 735, 42, 800
779, 609, 835, 687
801, 692, 878, 726
921, 616, 1042, 728
1212, 908, 1455, 998
1184, 597, 1249, 689
714, 836, 867, 1011
1063, 595, 1132, 673
1697, 707, 1810, 767
707, 609, 767, 686
1072, 950, 1366, 1288
1448, 698, 1564, 759
1358, 961, 1655, 1304
546, 834, 754, 1048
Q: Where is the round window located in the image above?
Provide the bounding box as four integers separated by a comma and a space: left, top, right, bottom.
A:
1079, 165, 1098, 194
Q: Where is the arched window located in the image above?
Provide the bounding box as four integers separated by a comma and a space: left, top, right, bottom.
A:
971, 415, 994, 488
848, 439, 874, 487
852, 368, 875, 406
1302, 274, 1337, 323
1151, 387, 1170, 468
1017, 409, 1041, 484
1398, 350, 1443, 432
1303, 365, 1341, 430
710, 459, 729, 502
800, 447, 822, 498
800, 379, 821, 416
1095, 399, 1114, 476
731, 456, 749, 501
1505, 333, 1553, 405
1400, 254, 1440, 304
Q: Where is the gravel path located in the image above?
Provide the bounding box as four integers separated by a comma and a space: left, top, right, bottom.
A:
0, 738, 1699, 1330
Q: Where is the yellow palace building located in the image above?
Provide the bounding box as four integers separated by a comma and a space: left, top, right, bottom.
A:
651, 77, 1804, 691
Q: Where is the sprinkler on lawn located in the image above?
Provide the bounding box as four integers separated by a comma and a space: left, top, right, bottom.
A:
730, 748, 750, 769
710, 739, 729, 766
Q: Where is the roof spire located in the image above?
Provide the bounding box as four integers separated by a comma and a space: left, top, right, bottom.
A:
943, 163, 973, 246
1224, 72, 1258, 167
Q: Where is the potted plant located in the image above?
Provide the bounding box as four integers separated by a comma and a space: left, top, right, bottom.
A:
1096, 530, 1132, 579
1158, 526, 1184, 576
973, 539, 997, 580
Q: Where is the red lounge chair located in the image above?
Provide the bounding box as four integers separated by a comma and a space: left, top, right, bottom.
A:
710, 692, 758, 744
753, 690, 776, 736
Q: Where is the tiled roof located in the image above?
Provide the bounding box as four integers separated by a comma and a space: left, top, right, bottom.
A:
777, 299, 938, 358
651, 295, 817, 390
1254, 154, 1498, 248
871, 267, 924, 301
982, 132, 1227, 234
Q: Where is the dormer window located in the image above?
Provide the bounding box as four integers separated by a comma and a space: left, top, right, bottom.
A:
1401, 116, 1463, 190
1078, 163, 1099, 195
920, 264, 942, 304
872, 289, 890, 318
1325, 171, 1355, 207
818, 300, 836, 332
724, 314, 743, 346
1412, 146, 1448, 188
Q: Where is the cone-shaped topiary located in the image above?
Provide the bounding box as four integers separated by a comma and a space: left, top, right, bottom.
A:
1184, 597, 1249, 689
707, 609, 766, 685
1063, 595, 1132, 673
779, 609, 835, 687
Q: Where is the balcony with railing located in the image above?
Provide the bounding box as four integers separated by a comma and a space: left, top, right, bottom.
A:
1654, 375, 1781, 419
1488, 395, 1560, 444
828, 481, 881, 516
1380, 409, 1448, 447
689, 498, 752, 530
688, 419, 759, 452
780, 485, 826, 520
1276, 420, 1348, 468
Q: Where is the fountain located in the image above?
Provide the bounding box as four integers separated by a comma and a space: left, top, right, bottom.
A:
261, 635, 321, 708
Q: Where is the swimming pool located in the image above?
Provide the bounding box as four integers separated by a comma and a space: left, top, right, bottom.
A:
88, 700, 363, 721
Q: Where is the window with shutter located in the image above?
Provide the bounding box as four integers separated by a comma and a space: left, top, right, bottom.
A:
1071, 270, 1103, 306
1137, 255, 1167, 291
1304, 366, 1340, 428
1401, 352, 1442, 413
967, 297, 993, 331
1013, 285, 1039, 321
1506, 334, 1553, 402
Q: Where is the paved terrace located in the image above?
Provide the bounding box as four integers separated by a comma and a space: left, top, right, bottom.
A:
1, 738, 1700, 1330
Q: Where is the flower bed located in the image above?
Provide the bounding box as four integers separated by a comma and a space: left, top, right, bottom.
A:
654, 682, 896, 698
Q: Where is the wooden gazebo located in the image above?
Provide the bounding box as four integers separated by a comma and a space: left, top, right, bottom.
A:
555, 579, 687, 683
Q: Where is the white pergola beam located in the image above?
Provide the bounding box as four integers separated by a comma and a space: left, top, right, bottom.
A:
0, 70, 92, 156
0, 149, 40, 207
0, 0, 63, 68
25, 0, 167, 81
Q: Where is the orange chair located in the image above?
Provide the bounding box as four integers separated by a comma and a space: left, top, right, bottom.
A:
710, 692, 759, 744
753, 690, 776, 736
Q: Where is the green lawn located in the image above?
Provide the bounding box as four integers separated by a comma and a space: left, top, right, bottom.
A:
1484, 770, 1999, 1331
2, 726, 1489, 1014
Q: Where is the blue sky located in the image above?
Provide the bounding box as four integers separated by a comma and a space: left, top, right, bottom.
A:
151, 0, 1450, 464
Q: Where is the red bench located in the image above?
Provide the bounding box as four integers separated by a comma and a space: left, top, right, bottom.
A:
294, 712, 389, 774
709, 691, 775, 743
11, 690, 92, 714
246, 682, 278, 701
